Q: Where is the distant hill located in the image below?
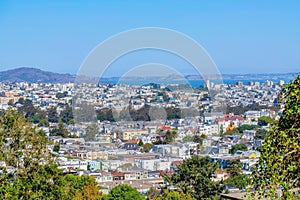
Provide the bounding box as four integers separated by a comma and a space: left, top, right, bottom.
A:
0, 67, 297, 83
0, 67, 75, 83
185, 72, 296, 81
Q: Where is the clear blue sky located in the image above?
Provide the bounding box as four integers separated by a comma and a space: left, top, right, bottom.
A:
0, 0, 299, 76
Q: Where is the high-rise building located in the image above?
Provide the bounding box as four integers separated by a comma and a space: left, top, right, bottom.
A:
237, 81, 243, 87
279, 80, 285, 86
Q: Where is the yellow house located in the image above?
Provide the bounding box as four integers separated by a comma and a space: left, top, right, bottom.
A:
121, 129, 148, 140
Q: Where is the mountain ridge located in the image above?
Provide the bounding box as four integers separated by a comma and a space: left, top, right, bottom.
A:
0, 67, 297, 83
0, 67, 75, 83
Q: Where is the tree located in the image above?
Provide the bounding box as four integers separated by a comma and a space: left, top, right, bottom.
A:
137, 140, 144, 146
224, 128, 239, 135
38, 118, 49, 127
229, 143, 247, 154
7, 99, 14, 106
225, 174, 249, 190
17, 100, 37, 119
17, 97, 25, 104
254, 129, 268, 140
141, 143, 153, 153
226, 159, 242, 178
96, 107, 116, 122
53, 143, 60, 152
165, 130, 177, 144
51, 120, 68, 138
60, 105, 74, 124
257, 116, 274, 127
168, 156, 223, 199
104, 184, 145, 200
224, 159, 249, 190
237, 124, 259, 133
152, 190, 195, 200
0, 109, 103, 199
56, 92, 68, 99
84, 123, 98, 141
0, 109, 60, 199
219, 124, 224, 136
57, 174, 103, 200
250, 75, 300, 199
182, 135, 193, 142
165, 107, 181, 119
48, 106, 59, 123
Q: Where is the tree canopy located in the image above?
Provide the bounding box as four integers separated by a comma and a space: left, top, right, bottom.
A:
167, 156, 223, 199
0, 109, 102, 199
104, 184, 145, 200
251, 75, 300, 199
224, 159, 249, 190
257, 116, 274, 127
152, 190, 195, 200
229, 143, 248, 154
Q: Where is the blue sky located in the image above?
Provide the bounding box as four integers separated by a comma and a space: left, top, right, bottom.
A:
0, 1, 299, 76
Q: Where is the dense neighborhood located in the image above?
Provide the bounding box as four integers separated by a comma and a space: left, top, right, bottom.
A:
0, 79, 286, 198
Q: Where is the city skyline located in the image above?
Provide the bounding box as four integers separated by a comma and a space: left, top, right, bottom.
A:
0, 1, 300, 76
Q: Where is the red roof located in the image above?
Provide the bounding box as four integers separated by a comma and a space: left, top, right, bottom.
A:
217, 116, 244, 122
172, 160, 183, 167
111, 171, 124, 177
158, 125, 171, 131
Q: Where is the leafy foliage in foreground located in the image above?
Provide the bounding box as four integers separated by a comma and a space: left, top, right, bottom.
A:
250, 75, 300, 199
152, 189, 195, 200
0, 109, 102, 199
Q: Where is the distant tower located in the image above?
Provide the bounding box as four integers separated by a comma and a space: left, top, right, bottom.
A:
205, 79, 210, 89
254, 82, 260, 87
279, 80, 285, 86
237, 81, 243, 87
248, 81, 254, 86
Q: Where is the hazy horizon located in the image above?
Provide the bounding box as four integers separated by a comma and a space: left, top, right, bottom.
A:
1, 1, 300, 76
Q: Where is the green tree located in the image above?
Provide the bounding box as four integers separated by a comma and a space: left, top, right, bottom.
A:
51, 120, 68, 138
84, 123, 98, 141
56, 92, 68, 99
257, 116, 274, 127
226, 159, 242, 178
225, 174, 249, 190
219, 124, 224, 136
182, 135, 193, 142
237, 124, 259, 133
141, 143, 153, 153
17, 97, 25, 104
17, 100, 37, 119
165, 107, 181, 119
48, 106, 59, 123
225, 159, 249, 190
7, 99, 14, 106
137, 140, 144, 146
254, 129, 268, 140
152, 189, 195, 200
0, 109, 103, 200
60, 105, 74, 124
224, 128, 239, 135
53, 143, 60, 152
168, 156, 223, 199
38, 118, 49, 127
57, 174, 103, 200
96, 107, 115, 122
229, 143, 247, 154
104, 184, 145, 200
0, 109, 61, 199
250, 75, 300, 199
165, 130, 177, 144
